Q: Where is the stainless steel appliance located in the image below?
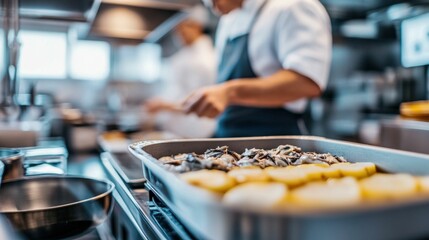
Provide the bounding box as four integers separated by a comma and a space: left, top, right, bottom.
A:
380, 119, 429, 154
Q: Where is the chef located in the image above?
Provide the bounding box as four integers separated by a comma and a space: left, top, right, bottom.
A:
183, 0, 332, 137
145, 5, 217, 138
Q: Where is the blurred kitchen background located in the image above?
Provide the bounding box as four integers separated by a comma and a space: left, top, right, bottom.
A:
1, 0, 429, 154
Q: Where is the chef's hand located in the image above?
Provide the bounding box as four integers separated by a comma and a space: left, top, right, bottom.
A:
144, 98, 182, 114
182, 84, 230, 118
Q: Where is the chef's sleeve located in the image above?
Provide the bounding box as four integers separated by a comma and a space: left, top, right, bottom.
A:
274, 1, 332, 90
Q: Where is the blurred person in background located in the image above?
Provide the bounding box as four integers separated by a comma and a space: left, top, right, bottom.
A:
145, 6, 217, 138
182, 0, 332, 137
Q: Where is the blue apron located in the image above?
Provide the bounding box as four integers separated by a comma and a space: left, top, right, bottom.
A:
215, 1, 302, 138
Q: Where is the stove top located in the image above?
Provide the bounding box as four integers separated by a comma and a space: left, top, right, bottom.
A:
100, 152, 196, 240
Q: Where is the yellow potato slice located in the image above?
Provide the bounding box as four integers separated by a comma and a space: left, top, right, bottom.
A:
360, 173, 418, 200
181, 170, 236, 193
417, 176, 429, 193
299, 163, 330, 168
290, 177, 361, 207
227, 167, 269, 184
321, 167, 342, 179
265, 168, 309, 187
293, 163, 342, 179
295, 165, 325, 180
223, 182, 288, 208
331, 162, 373, 178
358, 162, 377, 175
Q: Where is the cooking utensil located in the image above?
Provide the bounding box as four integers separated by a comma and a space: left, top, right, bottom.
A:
0, 176, 114, 240
130, 136, 429, 240
0, 148, 24, 180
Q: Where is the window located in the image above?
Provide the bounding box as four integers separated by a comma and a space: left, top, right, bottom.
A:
0, 30, 111, 81
115, 43, 162, 83
19, 31, 67, 79
70, 40, 110, 81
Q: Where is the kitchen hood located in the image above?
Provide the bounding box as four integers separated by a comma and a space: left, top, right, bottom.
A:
79, 0, 200, 44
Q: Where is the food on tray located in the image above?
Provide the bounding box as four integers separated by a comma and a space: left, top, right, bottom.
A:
161, 143, 429, 209
181, 170, 236, 193
159, 146, 241, 172
102, 131, 127, 140
290, 177, 361, 207
180, 165, 429, 209
159, 153, 206, 172
223, 182, 288, 208
417, 177, 429, 193
360, 174, 418, 200
331, 162, 376, 178
141, 140, 429, 214
317, 164, 342, 178
265, 167, 309, 187
159, 145, 348, 173
227, 167, 270, 184
295, 165, 325, 180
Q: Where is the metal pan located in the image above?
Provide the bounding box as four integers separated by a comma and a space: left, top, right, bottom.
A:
0, 176, 114, 240
129, 136, 429, 240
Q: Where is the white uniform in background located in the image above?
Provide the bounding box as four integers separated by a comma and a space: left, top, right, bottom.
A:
215, 0, 332, 113
157, 35, 217, 138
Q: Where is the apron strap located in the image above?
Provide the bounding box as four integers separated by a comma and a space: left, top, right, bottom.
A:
217, 0, 269, 83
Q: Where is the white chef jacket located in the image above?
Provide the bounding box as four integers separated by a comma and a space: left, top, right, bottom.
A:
216, 0, 332, 113
157, 35, 217, 138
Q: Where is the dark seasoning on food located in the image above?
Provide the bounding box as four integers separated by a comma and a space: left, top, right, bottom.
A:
158, 145, 348, 173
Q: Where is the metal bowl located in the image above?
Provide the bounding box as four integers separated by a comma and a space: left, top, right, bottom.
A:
0, 148, 24, 180
0, 176, 115, 240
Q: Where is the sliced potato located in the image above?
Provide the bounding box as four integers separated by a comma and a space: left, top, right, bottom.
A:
357, 162, 377, 175
295, 165, 325, 180
295, 163, 343, 179
299, 163, 330, 168
181, 170, 236, 193
227, 167, 269, 184
290, 177, 361, 207
331, 162, 373, 178
321, 166, 342, 179
360, 173, 418, 200
417, 176, 429, 193
223, 182, 288, 208
265, 167, 309, 187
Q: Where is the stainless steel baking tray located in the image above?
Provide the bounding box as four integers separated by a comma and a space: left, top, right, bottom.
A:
129, 136, 429, 240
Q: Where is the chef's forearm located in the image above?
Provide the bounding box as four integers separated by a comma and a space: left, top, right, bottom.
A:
224, 70, 321, 107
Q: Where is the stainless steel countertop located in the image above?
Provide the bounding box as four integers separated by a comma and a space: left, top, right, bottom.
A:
380, 119, 429, 154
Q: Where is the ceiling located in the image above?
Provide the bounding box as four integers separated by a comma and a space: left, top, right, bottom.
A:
4, 0, 429, 42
